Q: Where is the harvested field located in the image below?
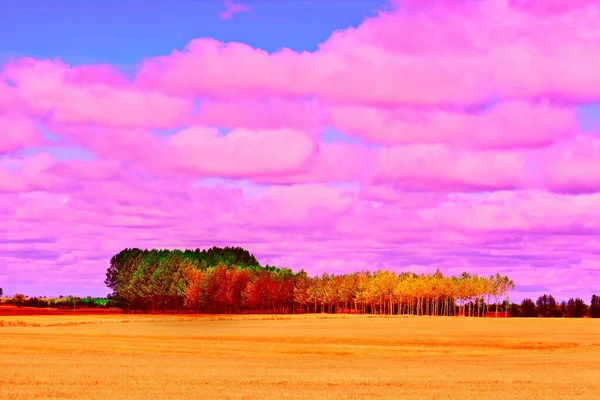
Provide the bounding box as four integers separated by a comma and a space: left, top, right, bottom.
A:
1, 310, 599, 399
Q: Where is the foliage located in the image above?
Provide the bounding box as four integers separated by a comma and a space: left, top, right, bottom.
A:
520, 298, 537, 317
591, 295, 600, 318
535, 294, 562, 318
565, 298, 588, 318
12, 293, 26, 307
104, 247, 515, 316
5, 245, 596, 319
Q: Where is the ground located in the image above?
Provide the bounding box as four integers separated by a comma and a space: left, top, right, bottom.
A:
0, 307, 599, 399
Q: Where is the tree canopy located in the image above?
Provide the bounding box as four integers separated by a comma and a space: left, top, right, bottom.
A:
104, 246, 516, 317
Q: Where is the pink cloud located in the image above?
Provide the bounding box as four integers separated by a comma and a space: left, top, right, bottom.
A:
0, 152, 59, 192
135, 36, 484, 107
136, 0, 600, 106
358, 185, 448, 208
1, 58, 193, 129
0, 80, 20, 113
509, 0, 597, 14
44, 124, 162, 166
4, 158, 600, 298
45, 124, 320, 180
537, 136, 600, 193
218, 0, 251, 20
4, 0, 600, 300
424, 190, 600, 234
373, 145, 529, 191
326, 100, 578, 149
163, 127, 317, 178
253, 142, 376, 184
195, 98, 324, 131
0, 114, 45, 153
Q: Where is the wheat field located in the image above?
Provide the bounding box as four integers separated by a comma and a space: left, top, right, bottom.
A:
1, 312, 599, 399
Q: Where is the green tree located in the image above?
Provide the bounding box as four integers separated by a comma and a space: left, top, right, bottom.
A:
591, 295, 600, 318
566, 298, 587, 318
508, 302, 521, 317
536, 295, 550, 317
521, 298, 537, 317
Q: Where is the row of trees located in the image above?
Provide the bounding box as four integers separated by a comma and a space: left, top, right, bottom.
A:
4, 291, 599, 318
105, 247, 518, 316
2, 294, 114, 309
3, 247, 599, 318
507, 294, 600, 318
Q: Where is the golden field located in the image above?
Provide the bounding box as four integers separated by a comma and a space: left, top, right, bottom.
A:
1, 310, 599, 399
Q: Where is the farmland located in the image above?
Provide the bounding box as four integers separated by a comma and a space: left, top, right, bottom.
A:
1, 309, 599, 400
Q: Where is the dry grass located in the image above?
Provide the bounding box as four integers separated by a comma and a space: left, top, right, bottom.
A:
1, 311, 599, 400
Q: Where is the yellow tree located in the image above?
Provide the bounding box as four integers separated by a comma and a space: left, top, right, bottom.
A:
492, 274, 502, 318
293, 270, 310, 313
499, 276, 515, 317
307, 275, 322, 313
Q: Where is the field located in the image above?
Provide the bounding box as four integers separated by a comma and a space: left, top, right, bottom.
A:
1, 307, 599, 399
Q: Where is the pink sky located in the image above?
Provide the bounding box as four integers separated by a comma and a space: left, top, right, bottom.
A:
2, 0, 600, 300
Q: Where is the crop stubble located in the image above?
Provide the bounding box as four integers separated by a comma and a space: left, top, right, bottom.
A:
0, 312, 599, 399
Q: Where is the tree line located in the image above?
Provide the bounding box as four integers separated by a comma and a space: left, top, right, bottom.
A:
508, 294, 600, 318
1, 294, 115, 309
104, 246, 520, 316
2, 247, 598, 318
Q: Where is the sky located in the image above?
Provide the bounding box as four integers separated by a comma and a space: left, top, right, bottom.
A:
2, 0, 600, 301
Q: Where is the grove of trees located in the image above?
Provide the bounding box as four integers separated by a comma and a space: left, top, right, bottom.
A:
3, 247, 598, 318
104, 247, 517, 316
508, 294, 599, 318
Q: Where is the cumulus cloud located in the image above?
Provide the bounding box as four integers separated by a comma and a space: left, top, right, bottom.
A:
136, 0, 600, 106
0, 114, 45, 153
3, 0, 600, 299
164, 127, 317, 178
326, 100, 579, 149
1, 58, 193, 129
373, 145, 529, 191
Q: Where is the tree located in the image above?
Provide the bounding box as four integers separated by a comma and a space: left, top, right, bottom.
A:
0, 287, 3, 297
508, 302, 521, 317
13, 293, 26, 308
499, 277, 515, 317
547, 295, 562, 317
104, 246, 522, 317
521, 298, 537, 317
566, 298, 587, 318
293, 270, 310, 313
491, 274, 503, 318
535, 294, 561, 317
536, 294, 554, 317
591, 295, 600, 318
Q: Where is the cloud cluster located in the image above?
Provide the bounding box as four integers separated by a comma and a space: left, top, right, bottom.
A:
2, 0, 600, 299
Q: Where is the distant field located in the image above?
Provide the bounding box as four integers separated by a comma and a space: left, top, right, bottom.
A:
1, 309, 599, 399
0, 305, 122, 317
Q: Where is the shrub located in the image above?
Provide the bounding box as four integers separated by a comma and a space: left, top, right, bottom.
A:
12, 293, 26, 307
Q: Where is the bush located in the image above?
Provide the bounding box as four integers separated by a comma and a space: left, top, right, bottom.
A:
12, 293, 26, 307
508, 303, 521, 317
24, 297, 48, 308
